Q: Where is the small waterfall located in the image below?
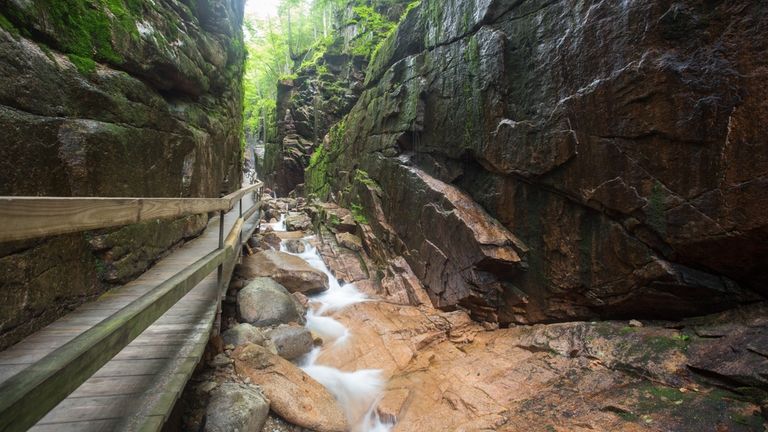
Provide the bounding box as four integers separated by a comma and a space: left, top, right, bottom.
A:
283, 236, 392, 432
267, 213, 286, 232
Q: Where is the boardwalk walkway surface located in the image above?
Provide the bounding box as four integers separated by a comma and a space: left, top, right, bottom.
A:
0, 193, 259, 431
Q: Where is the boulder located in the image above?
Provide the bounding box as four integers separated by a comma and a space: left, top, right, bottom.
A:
283, 239, 306, 254
237, 278, 305, 326
233, 344, 348, 432
265, 325, 314, 360
258, 232, 282, 251
222, 323, 266, 347
285, 212, 312, 231
335, 232, 362, 252
204, 382, 269, 432
239, 251, 329, 295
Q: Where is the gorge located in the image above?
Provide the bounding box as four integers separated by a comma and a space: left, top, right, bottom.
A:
0, 0, 766, 431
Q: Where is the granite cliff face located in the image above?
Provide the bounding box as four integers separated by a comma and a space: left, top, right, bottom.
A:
264, 0, 412, 195
307, 0, 767, 324
0, 0, 245, 348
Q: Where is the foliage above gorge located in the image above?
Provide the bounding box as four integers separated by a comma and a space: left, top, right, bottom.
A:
242, 0, 416, 144
243, 0, 348, 142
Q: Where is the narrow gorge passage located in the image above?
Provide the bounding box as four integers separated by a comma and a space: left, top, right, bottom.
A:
0, 0, 766, 430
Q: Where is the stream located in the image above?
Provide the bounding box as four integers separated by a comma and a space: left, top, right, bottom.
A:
268, 217, 392, 432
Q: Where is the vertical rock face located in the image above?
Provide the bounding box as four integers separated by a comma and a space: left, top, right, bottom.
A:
307, 0, 767, 323
0, 0, 245, 348
265, 0, 412, 195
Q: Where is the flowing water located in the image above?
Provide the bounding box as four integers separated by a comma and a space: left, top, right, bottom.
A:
280, 235, 392, 432
266, 213, 286, 232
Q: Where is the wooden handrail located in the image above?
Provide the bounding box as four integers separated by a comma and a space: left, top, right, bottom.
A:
0, 183, 263, 431
0, 181, 263, 243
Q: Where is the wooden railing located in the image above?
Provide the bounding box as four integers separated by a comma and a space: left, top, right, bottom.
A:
0, 181, 263, 432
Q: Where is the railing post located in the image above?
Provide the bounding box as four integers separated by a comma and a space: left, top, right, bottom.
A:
239, 198, 243, 246
217, 210, 224, 282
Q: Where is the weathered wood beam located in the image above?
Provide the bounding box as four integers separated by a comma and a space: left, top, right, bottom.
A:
0, 182, 262, 243
0, 246, 232, 432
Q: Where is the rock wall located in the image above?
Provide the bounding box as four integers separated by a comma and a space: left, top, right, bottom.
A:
266, 0, 412, 195
0, 0, 245, 348
307, 0, 768, 323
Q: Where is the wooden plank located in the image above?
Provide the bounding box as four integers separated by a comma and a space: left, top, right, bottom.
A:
0, 198, 221, 243
29, 419, 119, 432
222, 182, 263, 209
36, 395, 142, 424
68, 376, 160, 398
0, 247, 230, 432
92, 359, 169, 378
0, 181, 262, 243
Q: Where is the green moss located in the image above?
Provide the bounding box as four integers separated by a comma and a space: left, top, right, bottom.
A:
306, 119, 346, 199
423, 0, 444, 46
328, 214, 341, 227
354, 169, 379, 189
620, 326, 637, 335
0, 12, 18, 35
10, 0, 144, 66
351, 203, 369, 224
348, 5, 396, 59
68, 54, 97, 74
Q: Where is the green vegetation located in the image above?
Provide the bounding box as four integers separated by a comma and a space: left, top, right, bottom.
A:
2, 0, 144, 74
0, 12, 18, 35
349, 5, 395, 58
306, 119, 345, 197
350, 203, 369, 224
67, 54, 97, 75
243, 0, 412, 144
243, 0, 348, 142
354, 169, 379, 188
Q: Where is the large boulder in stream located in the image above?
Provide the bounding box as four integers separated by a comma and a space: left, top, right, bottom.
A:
237, 278, 305, 327
233, 344, 349, 432
239, 251, 329, 294
265, 325, 314, 361
285, 212, 312, 232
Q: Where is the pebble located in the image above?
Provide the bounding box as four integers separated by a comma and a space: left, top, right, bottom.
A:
629, 319, 643, 328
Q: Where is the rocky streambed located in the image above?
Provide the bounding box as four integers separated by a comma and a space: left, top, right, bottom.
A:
178, 195, 767, 432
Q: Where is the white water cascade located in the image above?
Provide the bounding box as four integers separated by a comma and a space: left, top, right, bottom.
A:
281, 236, 393, 432
266, 213, 286, 232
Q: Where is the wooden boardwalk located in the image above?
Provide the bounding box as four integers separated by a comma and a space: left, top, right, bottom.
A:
0, 193, 259, 431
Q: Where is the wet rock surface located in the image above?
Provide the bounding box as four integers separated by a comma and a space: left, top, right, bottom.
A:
180, 197, 767, 431
265, 325, 314, 361
234, 344, 349, 432
319, 300, 767, 431
306, 0, 768, 324
237, 277, 306, 327
239, 251, 330, 295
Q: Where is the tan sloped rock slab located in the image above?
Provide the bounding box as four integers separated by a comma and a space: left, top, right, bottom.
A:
239, 251, 329, 294
233, 344, 348, 432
